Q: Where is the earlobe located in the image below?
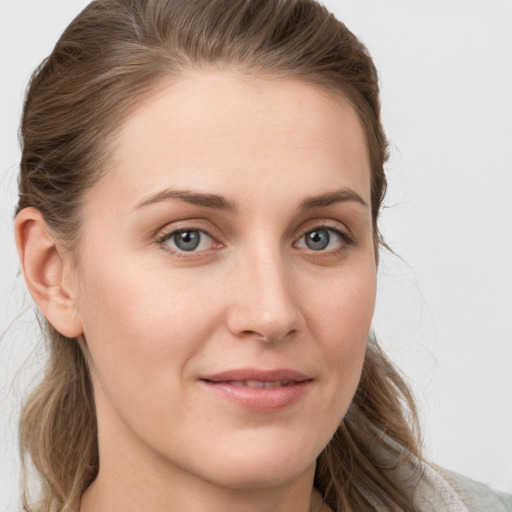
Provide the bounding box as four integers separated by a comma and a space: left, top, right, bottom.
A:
15, 207, 83, 338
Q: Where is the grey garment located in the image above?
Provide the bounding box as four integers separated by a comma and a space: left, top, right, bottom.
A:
363, 462, 512, 511
367, 431, 512, 511
435, 466, 512, 512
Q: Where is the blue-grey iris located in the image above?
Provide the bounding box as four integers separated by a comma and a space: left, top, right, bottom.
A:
305, 229, 330, 250
174, 231, 201, 251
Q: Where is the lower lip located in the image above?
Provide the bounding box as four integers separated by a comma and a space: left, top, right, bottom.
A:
200, 380, 311, 411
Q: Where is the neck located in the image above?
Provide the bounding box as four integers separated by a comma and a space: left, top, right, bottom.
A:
79, 396, 319, 512
80, 466, 319, 512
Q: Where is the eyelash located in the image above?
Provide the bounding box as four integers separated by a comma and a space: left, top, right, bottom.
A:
156, 223, 354, 258
294, 223, 355, 260
156, 226, 220, 258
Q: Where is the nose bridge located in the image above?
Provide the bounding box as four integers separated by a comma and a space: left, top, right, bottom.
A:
227, 236, 300, 342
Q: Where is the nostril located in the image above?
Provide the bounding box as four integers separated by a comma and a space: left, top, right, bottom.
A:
239, 328, 297, 344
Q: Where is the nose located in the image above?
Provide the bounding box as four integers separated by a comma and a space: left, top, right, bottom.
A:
226, 244, 303, 344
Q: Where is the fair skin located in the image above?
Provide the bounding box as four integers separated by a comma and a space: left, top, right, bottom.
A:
16, 71, 376, 512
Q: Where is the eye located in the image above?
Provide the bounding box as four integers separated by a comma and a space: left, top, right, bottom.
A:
161, 229, 215, 253
295, 227, 348, 252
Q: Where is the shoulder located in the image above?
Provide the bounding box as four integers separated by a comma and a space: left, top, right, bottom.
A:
432, 465, 512, 512
414, 462, 512, 512
362, 432, 511, 511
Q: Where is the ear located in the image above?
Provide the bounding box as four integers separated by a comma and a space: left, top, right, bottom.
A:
15, 207, 83, 338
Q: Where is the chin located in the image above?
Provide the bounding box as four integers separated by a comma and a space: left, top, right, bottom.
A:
192, 437, 320, 490
209, 461, 315, 490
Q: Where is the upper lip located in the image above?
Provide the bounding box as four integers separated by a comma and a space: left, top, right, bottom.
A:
200, 368, 310, 383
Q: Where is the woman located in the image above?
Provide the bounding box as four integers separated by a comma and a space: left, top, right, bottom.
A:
11, 0, 512, 511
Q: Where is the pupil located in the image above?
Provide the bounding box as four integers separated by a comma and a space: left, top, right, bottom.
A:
175, 231, 200, 251
306, 230, 330, 250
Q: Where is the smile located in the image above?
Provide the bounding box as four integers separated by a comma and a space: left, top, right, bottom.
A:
199, 368, 312, 411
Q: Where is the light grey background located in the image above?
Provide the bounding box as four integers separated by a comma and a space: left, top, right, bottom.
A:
1, 0, 511, 509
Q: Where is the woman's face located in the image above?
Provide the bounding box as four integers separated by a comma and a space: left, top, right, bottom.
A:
71, 71, 377, 493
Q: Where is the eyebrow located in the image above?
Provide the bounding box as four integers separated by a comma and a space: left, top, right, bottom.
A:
134, 189, 238, 213
133, 186, 367, 213
299, 188, 368, 210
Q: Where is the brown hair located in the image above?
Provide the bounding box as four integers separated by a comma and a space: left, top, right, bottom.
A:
17, 1, 422, 511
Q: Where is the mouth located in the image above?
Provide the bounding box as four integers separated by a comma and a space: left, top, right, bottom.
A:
214, 379, 297, 388
199, 368, 312, 411
200, 368, 310, 383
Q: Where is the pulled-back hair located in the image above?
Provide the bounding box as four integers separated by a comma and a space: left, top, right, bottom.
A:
17, 1, 422, 511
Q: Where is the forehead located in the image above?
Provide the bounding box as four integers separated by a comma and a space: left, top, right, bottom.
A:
89, 70, 371, 213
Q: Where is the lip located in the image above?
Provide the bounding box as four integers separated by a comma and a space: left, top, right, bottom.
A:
199, 368, 312, 412
201, 368, 310, 383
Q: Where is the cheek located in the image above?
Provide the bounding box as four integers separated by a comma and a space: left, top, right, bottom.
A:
75, 250, 221, 400
309, 265, 376, 344
306, 265, 376, 402
79, 239, 215, 331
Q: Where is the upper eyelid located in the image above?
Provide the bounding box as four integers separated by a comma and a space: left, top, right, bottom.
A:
297, 223, 343, 235
159, 227, 211, 240
295, 220, 352, 240
156, 221, 220, 241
